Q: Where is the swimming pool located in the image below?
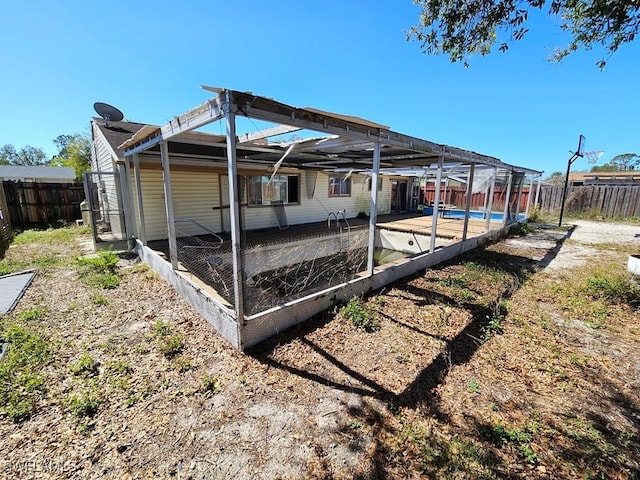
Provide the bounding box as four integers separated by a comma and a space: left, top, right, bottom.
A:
422, 207, 525, 222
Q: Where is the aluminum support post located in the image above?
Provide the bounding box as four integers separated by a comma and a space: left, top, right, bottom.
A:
485, 168, 497, 231
160, 141, 178, 270
224, 92, 246, 338
429, 156, 444, 253
367, 142, 381, 274
132, 153, 147, 245
462, 163, 475, 241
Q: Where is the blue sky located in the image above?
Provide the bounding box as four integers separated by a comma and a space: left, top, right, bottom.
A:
1, 0, 638, 175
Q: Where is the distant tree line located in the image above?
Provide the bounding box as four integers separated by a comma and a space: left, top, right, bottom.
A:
0, 133, 91, 180
544, 152, 639, 184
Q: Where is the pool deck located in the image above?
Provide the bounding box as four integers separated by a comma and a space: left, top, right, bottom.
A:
148, 212, 499, 257
377, 214, 493, 239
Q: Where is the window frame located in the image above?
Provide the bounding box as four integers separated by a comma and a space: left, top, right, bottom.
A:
328, 176, 352, 197
247, 174, 300, 207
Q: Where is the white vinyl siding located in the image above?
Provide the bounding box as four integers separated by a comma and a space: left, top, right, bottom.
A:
130, 165, 222, 241
129, 166, 393, 240
91, 123, 117, 173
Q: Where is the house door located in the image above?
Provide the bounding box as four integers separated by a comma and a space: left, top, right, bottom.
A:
391, 180, 408, 212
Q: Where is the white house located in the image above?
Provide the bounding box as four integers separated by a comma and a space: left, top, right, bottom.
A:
90, 86, 541, 350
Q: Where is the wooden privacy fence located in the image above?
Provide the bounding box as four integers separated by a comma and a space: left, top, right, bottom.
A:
1, 181, 85, 230
0, 185, 11, 256
422, 186, 531, 212
538, 185, 640, 218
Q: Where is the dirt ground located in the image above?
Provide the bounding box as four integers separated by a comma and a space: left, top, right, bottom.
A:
0, 220, 639, 479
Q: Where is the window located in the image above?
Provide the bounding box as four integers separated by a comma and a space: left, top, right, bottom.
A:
248, 174, 299, 205
329, 176, 351, 197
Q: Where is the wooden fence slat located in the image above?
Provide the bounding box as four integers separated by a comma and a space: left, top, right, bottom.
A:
538, 184, 640, 219
2, 180, 84, 230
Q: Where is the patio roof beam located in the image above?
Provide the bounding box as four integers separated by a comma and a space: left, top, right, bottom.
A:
232, 92, 447, 154
123, 96, 226, 156
238, 124, 302, 144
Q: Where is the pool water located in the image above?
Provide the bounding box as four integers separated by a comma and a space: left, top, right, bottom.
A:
374, 247, 407, 265
423, 208, 525, 221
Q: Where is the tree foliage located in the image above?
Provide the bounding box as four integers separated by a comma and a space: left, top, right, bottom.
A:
544, 171, 565, 185
49, 133, 91, 179
1, 133, 91, 179
590, 152, 640, 171
408, 0, 640, 68
0, 144, 48, 166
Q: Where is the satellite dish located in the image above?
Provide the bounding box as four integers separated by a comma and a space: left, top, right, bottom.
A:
94, 102, 124, 125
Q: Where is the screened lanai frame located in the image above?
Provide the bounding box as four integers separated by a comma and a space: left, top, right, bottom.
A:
119, 86, 542, 350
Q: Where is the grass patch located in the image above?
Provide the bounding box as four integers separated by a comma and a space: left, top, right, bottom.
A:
106, 360, 131, 375
481, 421, 538, 463
439, 276, 468, 289
582, 271, 640, 307
150, 320, 185, 358
0, 323, 52, 422
17, 307, 48, 321
12, 227, 79, 246
77, 250, 119, 272
77, 250, 121, 289
92, 294, 108, 306
0, 258, 28, 275
152, 319, 172, 338
341, 296, 380, 333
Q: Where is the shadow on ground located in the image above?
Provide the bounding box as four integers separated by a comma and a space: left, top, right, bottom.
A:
248, 227, 640, 478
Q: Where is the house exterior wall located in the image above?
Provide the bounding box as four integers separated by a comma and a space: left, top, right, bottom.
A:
130, 161, 394, 241
90, 123, 126, 238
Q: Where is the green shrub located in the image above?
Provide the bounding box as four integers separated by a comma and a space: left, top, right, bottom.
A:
509, 222, 536, 236
341, 296, 380, 333
526, 207, 546, 223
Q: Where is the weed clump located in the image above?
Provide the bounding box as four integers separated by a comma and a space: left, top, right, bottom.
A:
582, 272, 640, 307
341, 296, 380, 333
76, 250, 121, 289
509, 222, 536, 236
69, 352, 99, 377
69, 391, 100, 418
151, 320, 185, 358
200, 373, 221, 396
159, 334, 185, 358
